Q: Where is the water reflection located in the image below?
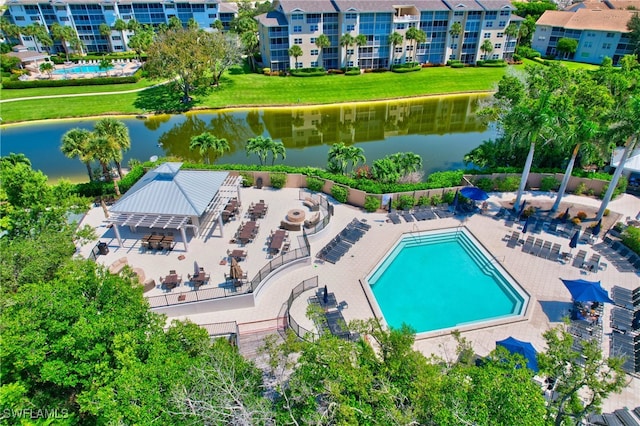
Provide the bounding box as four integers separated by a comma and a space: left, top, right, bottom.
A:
0, 94, 494, 182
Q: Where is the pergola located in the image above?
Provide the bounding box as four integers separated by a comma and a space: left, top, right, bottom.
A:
106, 163, 242, 251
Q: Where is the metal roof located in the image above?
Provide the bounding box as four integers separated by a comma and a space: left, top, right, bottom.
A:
110, 162, 229, 216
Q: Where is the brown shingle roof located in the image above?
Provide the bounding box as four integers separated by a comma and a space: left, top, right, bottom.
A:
536, 8, 635, 31
441, 0, 485, 12
255, 10, 288, 26
331, 0, 395, 13
277, 0, 338, 13
605, 0, 640, 10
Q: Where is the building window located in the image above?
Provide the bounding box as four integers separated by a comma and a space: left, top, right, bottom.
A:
396, 23, 405, 30
346, 13, 357, 20
347, 48, 354, 54
310, 37, 316, 43
486, 22, 493, 28
104, 5, 114, 10
346, 24, 355, 31
538, 36, 545, 40
14, 16, 26, 21
311, 49, 318, 55
60, 16, 69, 21
581, 52, 589, 57
112, 35, 122, 40
296, 62, 303, 68
406, 56, 413, 61
500, 10, 510, 16
292, 13, 303, 20
29, 16, 40, 21
208, 14, 216, 18
492, 53, 499, 59
310, 24, 318, 32
347, 61, 354, 67
602, 43, 611, 49
484, 32, 491, 39
114, 45, 123, 50
22, 35, 33, 41
584, 41, 592, 48
497, 32, 503, 38
395, 46, 402, 53
293, 25, 302, 33
498, 21, 505, 27
311, 60, 318, 67
297, 131, 304, 136
494, 43, 501, 49
454, 11, 464, 16
587, 32, 595, 37
406, 45, 413, 51
294, 38, 302, 44
451, 43, 458, 50
606, 32, 614, 38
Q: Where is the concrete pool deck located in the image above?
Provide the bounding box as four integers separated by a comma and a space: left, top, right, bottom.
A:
79, 188, 640, 411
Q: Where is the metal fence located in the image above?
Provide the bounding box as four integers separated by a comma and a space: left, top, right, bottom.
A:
286, 276, 320, 341
200, 321, 240, 348
298, 190, 332, 236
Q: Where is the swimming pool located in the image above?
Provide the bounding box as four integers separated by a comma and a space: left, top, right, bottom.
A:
53, 65, 113, 75
366, 228, 528, 334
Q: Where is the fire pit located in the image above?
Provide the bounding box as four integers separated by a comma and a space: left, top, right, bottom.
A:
286, 208, 306, 223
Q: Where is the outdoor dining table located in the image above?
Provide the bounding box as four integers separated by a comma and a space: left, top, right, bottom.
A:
250, 203, 267, 219
229, 249, 247, 261
226, 199, 238, 213
269, 230, 286, 254
191, 272, 208, 286
163, 274, 179, 289
238, 221, 257, 244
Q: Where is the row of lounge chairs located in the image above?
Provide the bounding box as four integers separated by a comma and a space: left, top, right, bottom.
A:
588, 407, 640, 426
610, 286, 640, 374
568, 302, 604, 365
610, 330, 640, 374
316, 219, 370, 264
388, 205, 454, 224
520, 235, 563, 261
593, 238, 640, 272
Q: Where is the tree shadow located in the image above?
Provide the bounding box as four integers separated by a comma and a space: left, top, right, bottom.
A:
134, 84, 204, 114
538, 300, 572, 322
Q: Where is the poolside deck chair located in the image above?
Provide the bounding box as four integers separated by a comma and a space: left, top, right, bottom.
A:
352, 219, 371, 231
533, 218, 545, 234
493, 207, 507, 220
549, 243, 562, 261
522, 236, 535, 253
538, 240, 552, 258
401, 212, 414, 222
614, 408, 640, 426
506, 231, 520, 248
547, 219, 560, 235
388, 213, 402, 224
530, 238, 543, 256
572, 250, 587, 269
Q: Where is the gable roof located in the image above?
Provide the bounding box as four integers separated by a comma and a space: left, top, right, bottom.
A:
255, 10, 289, 26
110, 162, 229, 217
536, 8, 635, 31
277, 0, 338, 14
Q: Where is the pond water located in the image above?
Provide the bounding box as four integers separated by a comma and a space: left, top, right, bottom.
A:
0, 94, 496, 182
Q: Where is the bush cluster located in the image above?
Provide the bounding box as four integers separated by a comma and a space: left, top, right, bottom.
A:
239, 172, 254, 187
516, 46, 541, 59
364, 195, 380, 212
621, 226, 640, 255
73, 165, 145, 197
269, 172, 287, 189
331, 185, 348, 203
494, 176, 520, 192
3, 72, 141, 89
344, 67, 360, 76
476, 59, 507, 67
290, 67, 326, 77
391, 62, 421, 73
540, 176, 560, 192
306, 177, 324, 192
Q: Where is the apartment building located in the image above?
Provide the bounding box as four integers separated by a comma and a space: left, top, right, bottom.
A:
532, 8, 635, 65
3, 0, 226, 54
255, 0, 518, 71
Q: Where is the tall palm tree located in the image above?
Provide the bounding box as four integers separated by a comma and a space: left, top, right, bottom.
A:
339, 33, 354, 67
504, 23, 519, 61
390, 152, 422, 175
355, 34, 367, 67
480, 39, 493, 60
246, 136, 274, 165
87, 135, 117, 182
288, 45, 303, 69
315, 34, 331, 70
270, 140, 286, 165
327, 142, 351, 174
61, 128, 94, 181
113, 19, 128, 50
389, 32, 404, 65
93, 118, 131, 179
344, 145, 366, 174
99, 23, 113, 53
405, 28, 426, 62
189, 132, 230, 164
51, 23, 83, 61
449, 22, 463, 61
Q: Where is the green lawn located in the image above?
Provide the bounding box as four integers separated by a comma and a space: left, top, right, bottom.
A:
0, 78, 159, 100
1, 66, 511, 124
521, 58, 601, 71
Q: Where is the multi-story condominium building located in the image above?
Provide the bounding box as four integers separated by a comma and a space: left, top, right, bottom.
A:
3, 0, 229, 54
255, 0, 518, 71
532, 9, 636, 65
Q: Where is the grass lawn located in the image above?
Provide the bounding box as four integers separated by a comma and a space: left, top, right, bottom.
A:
0, 78, 159, 100
1, 65, 510, 124
521, 58, 601, 71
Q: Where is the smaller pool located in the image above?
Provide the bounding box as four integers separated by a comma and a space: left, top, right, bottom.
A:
53, 65, 113, 75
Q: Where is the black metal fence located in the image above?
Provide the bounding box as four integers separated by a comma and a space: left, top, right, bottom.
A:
200, 321, 240, 348
286, 276, 320, 341
298, 190, 332, 236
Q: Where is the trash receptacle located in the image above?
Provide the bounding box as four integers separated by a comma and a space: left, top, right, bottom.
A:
97, 242, 109, 255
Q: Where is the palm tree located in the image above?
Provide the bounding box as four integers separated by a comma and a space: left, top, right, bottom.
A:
344, 145, 366, 174
389, 32, 404, 65
87, 135, 117, 182
339, 33, 354, 67
240, 30, 259, 71
390, 152, 422, 176
93, 118, 131, 179
270, 140, 286, 165
39, 62, 54, 79
315, 34, 331, 70
113, 19, 128, 50
24, 24, 53, 52
288, 45, 303, 69
246, 136, 274, 165
189, 132, 230, 164
327, 142, 351, 174
355, 34, 367, 67
480, 39, 493, 60
504, 23, 519, 61
405, 28, 426, 63
51, 23, 83, 61
61, 128, 94, 181
99, 23, 113, 53
449, 22, 463, 61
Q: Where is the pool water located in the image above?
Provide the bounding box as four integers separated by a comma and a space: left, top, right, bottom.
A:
53, 65, 113, 74
367, 228, 527, 333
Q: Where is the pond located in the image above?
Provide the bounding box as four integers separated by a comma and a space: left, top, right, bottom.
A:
0, 94, 496, 183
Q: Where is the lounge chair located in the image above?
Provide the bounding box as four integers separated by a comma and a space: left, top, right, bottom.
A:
572, 250, 587, 269
538, 240, 552, 258
530, 238, 543, 256
401, 212, 414, 222
533, 218, 545, 234
549, 243, 562, 261
506, 231, 520, 248
522, 236, 535, 253
388, 213, 402, 224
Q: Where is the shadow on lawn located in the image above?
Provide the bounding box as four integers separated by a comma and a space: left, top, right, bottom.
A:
134, 84, 205, 113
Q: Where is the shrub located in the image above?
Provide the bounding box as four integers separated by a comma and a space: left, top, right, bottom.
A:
2, 73, 141, 89
371, 68, 388, 73
522, 206, 536, 218
364, 195, 381, 212
475, 177, 494, 192
477, 59, 507, 68
262, 68, 271, 75
417, 195, 430, 206
290, 67, 326, 77
517, 46, 541, 59
540, 176, 560, 192
430, 193, 443, 206
572, 217, 582, 225
269, 172, 287, 189
442, 190, 456, 204
603, 209, 610, 217
306, 176, 324, 192
621, 226, 640, 255
391, 62, 421, 73
495, 176, 520, 192
331, 185, 348, 203
576, 211, 587, 220
450, 62, 465, 69
344, 67, 360, 76
573, 182, 587, 195
239, 172, 254, 187
396, 195, 415, 210
599, 176, 628, 200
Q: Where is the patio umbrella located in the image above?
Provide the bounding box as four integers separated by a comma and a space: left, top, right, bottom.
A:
496, 336, 539, 372
518, 199, 527, 217
460, 186, 489, 201
194, 261, 200, 275
592, 219, 602, 237
323, 284, 328, 305
569, 230, 580, 253
452, 190, 459, 211
561, 207, 570, 222
230, 257, 243, 282
560, 278, 614, 303
522, 216, 532, 234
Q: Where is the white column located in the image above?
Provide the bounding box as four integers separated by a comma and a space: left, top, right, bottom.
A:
180, 227, 188, 252
113, 225, 123, 247
218, 215, 224, 238
236, 181, 242, 205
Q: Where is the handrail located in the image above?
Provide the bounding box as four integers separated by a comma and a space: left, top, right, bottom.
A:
285, 276, 320, 342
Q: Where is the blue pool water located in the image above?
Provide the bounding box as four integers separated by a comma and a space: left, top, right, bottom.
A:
368, 228, 527, 333
53, 65, 113, 74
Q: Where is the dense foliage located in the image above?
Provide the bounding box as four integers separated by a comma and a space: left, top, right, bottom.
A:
2, 73, 140, 89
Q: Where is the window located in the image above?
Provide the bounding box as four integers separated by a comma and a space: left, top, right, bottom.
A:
346, 13, 357, 20
22, 35, 32, 41
293, 25, 302, 33
14, 16, 25, 21
395, 46, 402, 53
114, 45, 123, 51
500, 10, 510, 16
310, 24, 318, 32
454, 11, 464, 16
292, 13, 303, 20
60, 16, 69, 21
584, 41, 592, 48
485, 22, 493, 28
297, 131, 304, 137
497, 32, 503, 38
498, 21, 505, 27
581, 52, 589, 58
311, 49, 319, 55
294, 38, 302, 44
494, 43, 501, 49
396, 23, 405, 30
346, 24, 355, 31
538, 36, 545, 40
208, 14, 216, 18
311, 61, 318, 67
104, 5, 114, 10
29, 16, 40, 21
296, 62, 303, 68
112, 35, 122, 40
347, 61, 354, 67
492, 53, 499, 59
406, 56, 413, 62
606, 32, 614, 38
310, 37, 316, 43
406, 45, 413, 51
484, 33, 491, 39
394, 58, 401, 64
587, 32, 595, 37
602, 43, 611, 49
347, 48, 354, 54
451, 43, 458, 50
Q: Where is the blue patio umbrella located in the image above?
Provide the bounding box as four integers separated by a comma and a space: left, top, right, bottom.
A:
460, 186, 489, 201
522, 216, 532, 234
569, 230, 580, 251
323, 284, 329, 305
592, 219, 602, 237
560, 278, 614, 303
562, 207, 570, 222
518, 199, 527, 217
496, 337, 539, 372
452, 190, 459, 211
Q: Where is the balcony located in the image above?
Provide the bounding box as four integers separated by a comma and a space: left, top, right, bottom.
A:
394, 14, 419, 22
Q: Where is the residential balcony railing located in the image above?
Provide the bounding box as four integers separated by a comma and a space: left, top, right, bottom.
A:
394, 14, 419, 22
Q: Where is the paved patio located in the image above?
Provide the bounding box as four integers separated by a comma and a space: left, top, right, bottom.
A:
78, 188, 640, 411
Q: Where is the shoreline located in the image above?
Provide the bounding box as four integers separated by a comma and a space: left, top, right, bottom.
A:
0, 90, 493, 128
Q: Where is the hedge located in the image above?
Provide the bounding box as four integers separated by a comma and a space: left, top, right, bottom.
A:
72, 164, 145, 197
269, 172, 287, 189
345, 67, 360, 76
391, 62, 421, 73
476, 60, 507, 67
330, 185, 348, 203
2, 72, 141, 89
290, 67, 326, 77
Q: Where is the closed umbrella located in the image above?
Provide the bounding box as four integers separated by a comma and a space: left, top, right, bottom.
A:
518, 199, 527, 217
230, 257, 244, 283
496, 337, 539, 372
561, 207, 570, 222
592, 219, 602, 237
569, 230, 580, 253
323, 284, 329, 305
560, 278, 614, 303
522, 216, 532, 234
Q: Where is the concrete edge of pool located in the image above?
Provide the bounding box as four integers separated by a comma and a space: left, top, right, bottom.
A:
361, 226, 534, 340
